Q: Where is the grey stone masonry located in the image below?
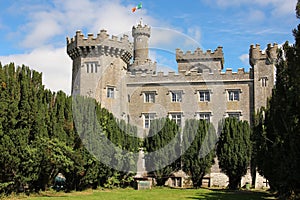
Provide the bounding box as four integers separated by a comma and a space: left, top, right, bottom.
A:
176, 46, 224, 73
67, 22, 278, 189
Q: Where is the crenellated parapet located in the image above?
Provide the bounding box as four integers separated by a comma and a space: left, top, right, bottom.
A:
249, 43, 278, 66
132, 23, 151, 37
66, 30, 133, 64
176, 47, 224, 66
126, 68, 251, 84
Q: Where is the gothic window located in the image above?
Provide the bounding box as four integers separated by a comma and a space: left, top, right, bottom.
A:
199, 91, 210, 102
144, 92, 155, 103
169, 113, 183, 126
107, 87, 114, 98
143, 113, 155, 128
228, 90, 240, 101
171, 91, 183, 102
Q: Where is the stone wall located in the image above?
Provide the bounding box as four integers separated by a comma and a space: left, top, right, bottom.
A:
67, 23, 276, 189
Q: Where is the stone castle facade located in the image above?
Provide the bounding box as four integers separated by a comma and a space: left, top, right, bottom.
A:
67, 22, 277, 188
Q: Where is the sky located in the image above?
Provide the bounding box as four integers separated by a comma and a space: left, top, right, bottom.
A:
0, 0, 298, 94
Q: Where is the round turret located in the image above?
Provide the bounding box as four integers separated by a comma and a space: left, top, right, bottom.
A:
132, 21, 151, 65
249, 44, 261, 67
266, 43, 278, 64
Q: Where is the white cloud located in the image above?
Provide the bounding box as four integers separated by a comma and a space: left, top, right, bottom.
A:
151, 27, 184, 47
239, 54, 249, 66
271, 1, 297, 16
0, 47, 72, 94
150, 27, 202, 55
187, 26, 201, 42
22, 17, 62, 48
203, 0, 297, 16
1, 0, 159, 94
247, 9, 266, 22
14, 0, 157, 49
1, 0, 205, 94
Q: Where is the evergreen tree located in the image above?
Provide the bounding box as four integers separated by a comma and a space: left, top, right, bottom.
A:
253, 2, 300, 197
217, 117, 251, 190
144, 118, 181, 185
0, 64, 111, 192
182, 119, 216, 188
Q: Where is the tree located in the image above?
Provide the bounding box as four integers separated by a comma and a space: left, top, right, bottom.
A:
0, 63, 141, 193
253, 2, 300, 197
144, 118, 181, 185
217, 117, 251, 190
182, 119, 216, 188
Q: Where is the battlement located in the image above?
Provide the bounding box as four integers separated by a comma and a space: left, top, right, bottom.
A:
249, 43, 278, 66
132, 23, 151, 37
66, 30, 133, 63
176, 47, 224, 62
126, 67, 251, 84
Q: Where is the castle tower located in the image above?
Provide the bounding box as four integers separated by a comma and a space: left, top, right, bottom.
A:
176, 46, 224, 74
250, 43, 278, 113
132, 20, 150, 64
66, 29, 132, 119
130, 20, 156, 73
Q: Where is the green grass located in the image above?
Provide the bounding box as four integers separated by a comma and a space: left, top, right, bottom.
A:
3, 187, 275, 200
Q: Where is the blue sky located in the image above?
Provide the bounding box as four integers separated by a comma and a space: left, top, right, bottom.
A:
0, 0, 298, 94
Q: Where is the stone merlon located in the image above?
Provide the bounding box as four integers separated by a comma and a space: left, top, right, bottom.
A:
132, 24, 151, 37
176, 47, 224, 67
66, 29, 133, 62
249, 43, 278, 66
126, 67, 251, 84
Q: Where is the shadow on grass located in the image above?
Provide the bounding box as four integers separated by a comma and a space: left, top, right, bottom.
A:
187, 189, 276, 200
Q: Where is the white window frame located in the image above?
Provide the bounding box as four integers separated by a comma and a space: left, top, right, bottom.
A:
143, 113, 156, 129
227, 112, 241, 120
107, 87, 115, 98
144, 92, 155, 103
169, 112, 183, 126
196, 112, 211, 123
199, 90, 210, 102
171, 91, 183, 102
228, 90, 240, 101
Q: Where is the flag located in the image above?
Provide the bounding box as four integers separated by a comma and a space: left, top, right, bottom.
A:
132, 2, 142, 12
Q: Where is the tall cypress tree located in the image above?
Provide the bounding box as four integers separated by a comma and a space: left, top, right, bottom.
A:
144, 118, 181, 185
254, 2, 300, 197
217, 117, 251, 190
182, 119, 216, 188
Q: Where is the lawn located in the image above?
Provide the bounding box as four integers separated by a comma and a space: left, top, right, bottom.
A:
4, 187, 275, 200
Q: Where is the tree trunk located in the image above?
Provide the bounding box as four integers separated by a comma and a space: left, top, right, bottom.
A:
228, 176, 241, 190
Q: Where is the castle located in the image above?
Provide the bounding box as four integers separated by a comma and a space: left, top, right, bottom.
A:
67, 21, 277, 188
